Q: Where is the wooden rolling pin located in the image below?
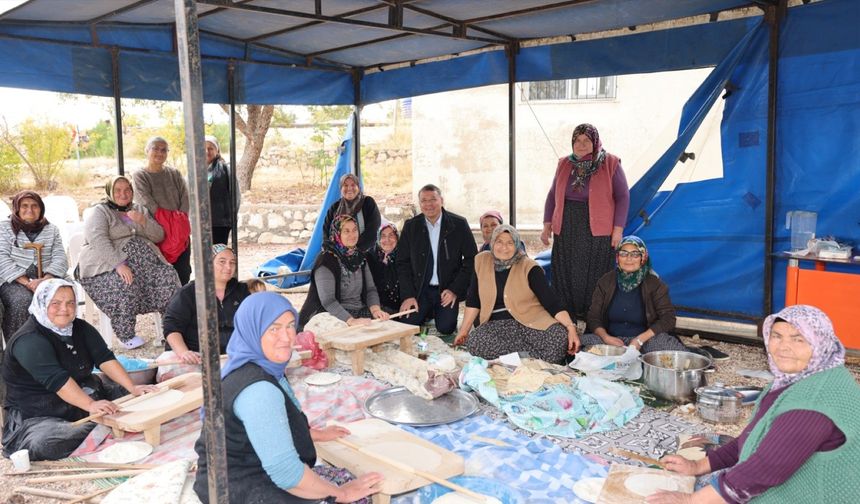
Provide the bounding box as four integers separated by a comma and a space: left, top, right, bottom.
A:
70, 385, 172, 426
31, 461, 157, 470
334, 437, 494, 503
610, 448, 666, 469
15, 486, 81, 499
26, 469, 146, 484
319, 308, 418, 338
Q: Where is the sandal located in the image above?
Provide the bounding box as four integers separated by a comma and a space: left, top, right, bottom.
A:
120, 336, 146, 350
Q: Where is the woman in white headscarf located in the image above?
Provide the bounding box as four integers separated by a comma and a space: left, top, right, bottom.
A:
1, 279, 157, 460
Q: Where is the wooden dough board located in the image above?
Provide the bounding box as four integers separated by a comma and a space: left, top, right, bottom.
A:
95, 372, 203, 446
596, 464, 695, 503
317, 320, 418, 374
315, 418, 464, 504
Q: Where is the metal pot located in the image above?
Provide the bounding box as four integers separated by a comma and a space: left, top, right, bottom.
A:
695, 385, 745, 424
640, 351, 713, 402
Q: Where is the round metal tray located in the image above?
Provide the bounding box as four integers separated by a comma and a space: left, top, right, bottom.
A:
363, 387, 478, 426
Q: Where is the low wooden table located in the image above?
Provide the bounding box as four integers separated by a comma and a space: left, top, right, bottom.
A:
316, 320, 418, 375
95, 372, 202, 446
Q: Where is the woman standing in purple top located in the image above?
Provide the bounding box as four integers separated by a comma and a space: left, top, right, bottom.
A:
541, 124, 629, 319
649, 305, 860, 504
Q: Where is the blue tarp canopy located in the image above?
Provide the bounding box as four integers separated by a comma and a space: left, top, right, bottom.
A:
1, 0, 858, 321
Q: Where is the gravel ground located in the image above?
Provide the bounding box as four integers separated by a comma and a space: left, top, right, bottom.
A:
2, 242, 858, 501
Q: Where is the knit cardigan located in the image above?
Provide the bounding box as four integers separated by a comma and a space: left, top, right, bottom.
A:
738, 366, 860, 503
0, 220, 68, 282
77, 204, 167, 278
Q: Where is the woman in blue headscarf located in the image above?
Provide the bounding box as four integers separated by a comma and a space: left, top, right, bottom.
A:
193, 292, 383, 504
579, 236, 686, 353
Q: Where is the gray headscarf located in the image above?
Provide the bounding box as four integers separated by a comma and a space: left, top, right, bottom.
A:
490, 225, 526, 272
28, 278, 77, 339
334, 173, 365, 217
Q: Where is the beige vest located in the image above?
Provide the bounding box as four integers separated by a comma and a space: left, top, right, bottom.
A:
475, 252, 557, 330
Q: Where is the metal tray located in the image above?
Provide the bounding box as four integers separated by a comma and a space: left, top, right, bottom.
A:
363, 387, 478, 426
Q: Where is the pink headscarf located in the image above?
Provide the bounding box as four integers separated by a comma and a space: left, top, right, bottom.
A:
762, 305, 845, 389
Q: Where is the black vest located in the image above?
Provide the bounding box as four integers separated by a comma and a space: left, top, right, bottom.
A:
193, 363, 316, 504
2, 317, 102, 422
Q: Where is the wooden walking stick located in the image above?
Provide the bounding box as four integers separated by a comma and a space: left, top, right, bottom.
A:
22, 242, 44, 278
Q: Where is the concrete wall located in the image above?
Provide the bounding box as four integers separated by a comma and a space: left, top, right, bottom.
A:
411, 68, 715, 228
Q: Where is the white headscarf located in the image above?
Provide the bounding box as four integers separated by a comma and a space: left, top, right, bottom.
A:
28, 278, 77, 338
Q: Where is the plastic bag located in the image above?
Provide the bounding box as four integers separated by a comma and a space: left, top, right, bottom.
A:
295, 331, 328, 370
569, 345, 642, 381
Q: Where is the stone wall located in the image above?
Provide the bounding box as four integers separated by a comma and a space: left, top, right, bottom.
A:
258, 145, 410, 172
237, 203, 415, 244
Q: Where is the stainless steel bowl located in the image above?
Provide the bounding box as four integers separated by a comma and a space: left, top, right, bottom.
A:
582, 344, 626, 357
695, 385, 745, 423
640, 351, 713, 402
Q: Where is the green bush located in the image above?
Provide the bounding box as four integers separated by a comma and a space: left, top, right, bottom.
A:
0, 142, 21, 192
80, 120, 116, 158
17, 119, 70, 189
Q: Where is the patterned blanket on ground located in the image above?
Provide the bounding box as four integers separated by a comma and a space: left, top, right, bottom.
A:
391, 414, 608, 504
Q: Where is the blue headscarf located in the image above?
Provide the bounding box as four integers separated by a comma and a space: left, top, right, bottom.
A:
221, 292, 298, 380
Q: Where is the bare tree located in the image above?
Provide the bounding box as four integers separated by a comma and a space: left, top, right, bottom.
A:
219, 104, 274, 192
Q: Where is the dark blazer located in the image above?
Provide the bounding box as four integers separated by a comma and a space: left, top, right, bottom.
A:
322, 196, 381, 253
586, 271, 676, 336
396, 209, 477, 301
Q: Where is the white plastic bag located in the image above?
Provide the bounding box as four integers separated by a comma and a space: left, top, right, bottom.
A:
569, 345, 642, 381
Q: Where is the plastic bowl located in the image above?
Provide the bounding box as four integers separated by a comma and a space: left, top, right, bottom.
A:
418, 476, 525, 504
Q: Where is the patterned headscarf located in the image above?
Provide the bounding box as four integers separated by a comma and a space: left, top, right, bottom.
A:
221, 292, 299, 380
334, 173, 365, 218
212, 243, 229, 257
616, 235, 652, 292
10, 190, 49, 238
490, 225, 526, 272
762, 305, 845, 389
102, 175, 134, 212
375, 222, 399, 265
28, 278, 77, 339
569, 123, 607, 191
324, 214, 366, 273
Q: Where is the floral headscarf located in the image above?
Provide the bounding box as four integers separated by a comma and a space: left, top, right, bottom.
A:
102, 175, 134, 212
221, 292, 299, 380
334, 173, 365, 217
616, 235, 652, 292
376, 222, 399, 265
324, 214, 366, 273
762, 305, 845, 389
10, 190, 49, 238
490, 225, 526, 272
569, 123, 607, 191
28, 278, 77, 339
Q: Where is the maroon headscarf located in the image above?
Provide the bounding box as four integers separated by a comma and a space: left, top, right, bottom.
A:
568, 123, 607, 190
10, 190, 49, 237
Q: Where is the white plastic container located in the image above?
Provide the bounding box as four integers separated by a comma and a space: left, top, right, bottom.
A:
785, 211, 817, 250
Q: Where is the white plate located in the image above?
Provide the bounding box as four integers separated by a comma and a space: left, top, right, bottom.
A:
304, 372, 342, 386
572, 477, 606, 503
97, 441, 153, 464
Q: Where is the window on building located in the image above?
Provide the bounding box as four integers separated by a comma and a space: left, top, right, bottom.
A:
524, 76, 617, 101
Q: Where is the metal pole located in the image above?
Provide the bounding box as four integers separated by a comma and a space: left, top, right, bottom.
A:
110, 48, 125, 176
353, 71, 362, 178
507, 43, 518, 226
173, 1, 228, 502
227, 62, 239, 267
763, 1, 785, 316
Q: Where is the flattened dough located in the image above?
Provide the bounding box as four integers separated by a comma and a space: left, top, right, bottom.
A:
98, 441, 153, 464
329, 420, 391, 439
362, 442, 442, 472
122, 389, 185, 412
572, 477, 606, 503
624, 474, 682, 496
431, 493, 502, 504
676, 447, 707, 461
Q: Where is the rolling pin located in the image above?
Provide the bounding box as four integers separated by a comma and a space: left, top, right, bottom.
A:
334, 437, 494, 503
610, 448, 666, 469
319, 308, 418, 338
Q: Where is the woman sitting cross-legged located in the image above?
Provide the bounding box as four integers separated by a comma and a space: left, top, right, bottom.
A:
193, 292, 384, 503
298, 215, 389, 330
77, 176, 181, 349
454, 225, 579, 364
1, 280, 158, 460
579, 235, 686, 353
161, 244, 250, 365
648, 305, 860, 504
